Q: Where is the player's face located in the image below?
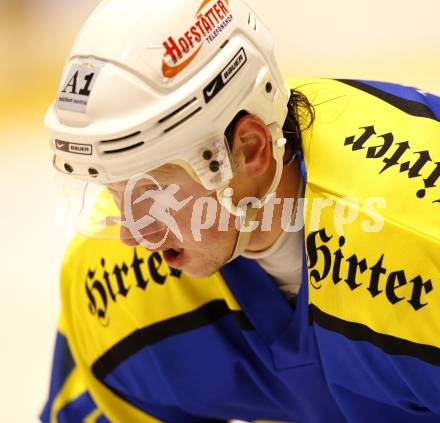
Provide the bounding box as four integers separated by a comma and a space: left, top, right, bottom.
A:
109, 163, 240, 277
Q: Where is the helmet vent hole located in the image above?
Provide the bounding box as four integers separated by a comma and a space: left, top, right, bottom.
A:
220, 39, 229, 49
163, 107, 202, 133
102, 141, 145, 155
248, 13, 257, 31
100, 131, 141, 144
64, 163, 73, 173
158, 97, 198, 124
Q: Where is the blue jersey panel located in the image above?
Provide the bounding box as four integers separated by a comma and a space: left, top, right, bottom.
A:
40, 333, 76, 423
313, 322, 440, 421
357, 79, 440, 120
56, 392, 96, 423
99, 311, 345, 423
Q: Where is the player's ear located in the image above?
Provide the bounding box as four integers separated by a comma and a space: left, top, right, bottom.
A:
231, 114, 271, 178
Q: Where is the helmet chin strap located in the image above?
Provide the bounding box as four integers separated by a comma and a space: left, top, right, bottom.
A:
216, 123, 287, 263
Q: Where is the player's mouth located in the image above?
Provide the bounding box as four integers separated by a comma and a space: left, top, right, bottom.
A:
163, 248, 185, 268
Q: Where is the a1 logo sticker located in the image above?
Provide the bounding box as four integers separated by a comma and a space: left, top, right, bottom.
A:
56, 58, 104, 113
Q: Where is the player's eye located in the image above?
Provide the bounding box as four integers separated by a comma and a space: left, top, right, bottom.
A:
144, 184, 169, 192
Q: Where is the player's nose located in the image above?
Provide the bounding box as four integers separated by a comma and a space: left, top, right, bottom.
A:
119, 208, 170, 246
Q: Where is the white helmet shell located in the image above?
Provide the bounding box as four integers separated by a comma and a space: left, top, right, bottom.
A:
46, 0, 290, 190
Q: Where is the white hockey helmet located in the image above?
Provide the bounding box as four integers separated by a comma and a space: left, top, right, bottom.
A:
46, 0, 289, 192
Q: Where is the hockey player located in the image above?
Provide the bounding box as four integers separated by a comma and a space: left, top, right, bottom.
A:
42, 0, 440, 422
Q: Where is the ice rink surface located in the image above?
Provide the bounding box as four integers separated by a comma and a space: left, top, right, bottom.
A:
1, 0, 439, 421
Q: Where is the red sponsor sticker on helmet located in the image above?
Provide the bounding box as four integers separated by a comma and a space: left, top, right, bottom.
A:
162, 0, 232, 78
